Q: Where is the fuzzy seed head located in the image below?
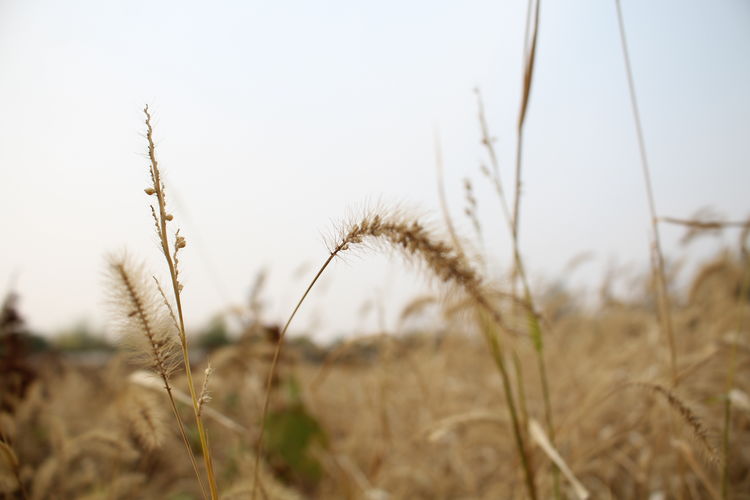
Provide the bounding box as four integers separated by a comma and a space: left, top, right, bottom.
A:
106, 254, 181, 382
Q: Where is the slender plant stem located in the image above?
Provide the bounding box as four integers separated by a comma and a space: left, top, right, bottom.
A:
253, 224, 539, 500
477, 75, 559, 496
144, 107, 218, 499
252, 252, 337, 500
480, 312, 537, 500
165, 388, 209, 500
512, 0, 540, 281
614, 0, 677, 384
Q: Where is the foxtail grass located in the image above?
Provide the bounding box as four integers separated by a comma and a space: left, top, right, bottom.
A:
107, 255, 207, 498
106, 107, 218, 499
629, 382, 719, 464
254, 210, 538, 500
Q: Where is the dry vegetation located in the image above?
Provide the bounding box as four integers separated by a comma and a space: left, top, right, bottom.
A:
1, 233, 749, 499
2, 3, 749, 499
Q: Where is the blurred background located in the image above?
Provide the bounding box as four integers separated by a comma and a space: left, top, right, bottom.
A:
1, 0, 749, 341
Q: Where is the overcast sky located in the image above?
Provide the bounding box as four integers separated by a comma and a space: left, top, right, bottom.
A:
1, 0, 749, 340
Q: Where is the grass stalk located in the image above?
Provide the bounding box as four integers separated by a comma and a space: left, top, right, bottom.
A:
477, 84, 559, 496
478, 311, 537, 500
613, 0, 678, 384
109, 258, 207, 499
253, 212, 538, 500
143, 106, 219, 499
512, 0, 540, 252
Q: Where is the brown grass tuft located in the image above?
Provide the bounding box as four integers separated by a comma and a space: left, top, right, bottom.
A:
121, 388, 167, 451
631, 382, 719, 464
107, 255, 180, 382
329, 211, 510, 329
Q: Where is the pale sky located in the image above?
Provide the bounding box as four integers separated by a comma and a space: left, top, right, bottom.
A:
1, 1, 749, 340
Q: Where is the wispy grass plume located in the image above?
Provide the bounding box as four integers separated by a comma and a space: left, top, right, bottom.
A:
107, 254, 206, 498
254, 209, 538, 500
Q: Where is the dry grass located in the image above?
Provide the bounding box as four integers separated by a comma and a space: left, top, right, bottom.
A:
1, 12, 748, 497
2, 251, 748, 499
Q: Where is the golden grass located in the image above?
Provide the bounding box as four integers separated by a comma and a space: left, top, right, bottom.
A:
1, 249, 749, 498
1, 26, 747, 497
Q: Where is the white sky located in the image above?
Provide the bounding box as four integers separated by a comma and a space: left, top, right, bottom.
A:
1, 1, 749, 340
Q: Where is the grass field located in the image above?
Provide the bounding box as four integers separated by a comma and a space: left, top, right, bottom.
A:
2, 2, 749, 498
1, 231, 749, 499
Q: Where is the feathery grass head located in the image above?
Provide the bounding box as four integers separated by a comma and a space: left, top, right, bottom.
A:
106, 253, 180, 384
327, 209, 516, 334
630, 382, 719, 465
330, 210, 480, 290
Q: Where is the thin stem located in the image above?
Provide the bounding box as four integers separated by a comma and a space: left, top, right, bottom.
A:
114, 260, 207, 499
165, 388, 209, 500
512, 0, 540, 266
614, 0, 677, 384
253, 219, 539, 500
252, 252, 337, 500
480, 312, 537, 500
144, 106, 218, 499
477, 79, 559, 495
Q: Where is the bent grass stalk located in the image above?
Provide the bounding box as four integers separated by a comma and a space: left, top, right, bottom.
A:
253, 212, 538, 500
143, 106, 218, 499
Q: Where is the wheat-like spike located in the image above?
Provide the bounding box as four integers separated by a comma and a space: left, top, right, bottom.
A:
107, 256, 180, 382
198, 363, 213, 418
328, 212, 502, 319
253, 210, 529, 499
149, 205, 162, 240
124, 389, 167, 451
153, 276, 181, 340
632, 382, 719, 464
334, 212, 516, 335
463, 178, 482, 240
